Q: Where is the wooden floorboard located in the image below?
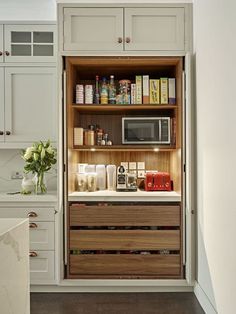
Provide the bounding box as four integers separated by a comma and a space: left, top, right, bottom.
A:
30, 292, 205, 314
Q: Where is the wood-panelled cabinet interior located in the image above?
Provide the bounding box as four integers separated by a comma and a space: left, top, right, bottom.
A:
0, 206, 56, 284
3, 24, 56, 62
0, 67, 56, 143
63, 7, 186, 52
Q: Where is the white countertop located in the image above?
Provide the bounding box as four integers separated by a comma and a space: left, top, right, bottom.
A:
0, 191, 58, 203
0, 218, 28, 236
68, 189, 181, 202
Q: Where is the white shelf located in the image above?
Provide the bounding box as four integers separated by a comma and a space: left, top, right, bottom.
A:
68, 189, 181, 202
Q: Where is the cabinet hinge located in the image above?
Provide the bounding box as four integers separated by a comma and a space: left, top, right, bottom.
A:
63, 164, 66, 172
184, 164, 186, 172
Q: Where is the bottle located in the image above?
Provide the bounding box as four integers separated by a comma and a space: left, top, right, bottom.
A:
108, 75, 116, 104
100, 77, 108, 104
95, 75, 100, 104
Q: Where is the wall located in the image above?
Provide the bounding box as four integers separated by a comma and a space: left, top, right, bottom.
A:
194, 0, 236, 313
0, 150, 57, 192
0, 0, 56, 21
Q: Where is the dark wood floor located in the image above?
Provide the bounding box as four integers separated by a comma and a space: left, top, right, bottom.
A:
31, 292, 205, 314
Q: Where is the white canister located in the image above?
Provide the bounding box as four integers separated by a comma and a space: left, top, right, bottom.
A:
85, 164, 96, 173
106, 165, 116, 191
96, 165, 106, 190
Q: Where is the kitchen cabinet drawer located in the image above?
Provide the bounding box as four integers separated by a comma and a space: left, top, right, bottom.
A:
29, 250, 54, 281
70, 204, 180, 226
70, 254, 181, 277
29, 221, 54, 250
70, 230, 180, 251
0, 207, 55, 221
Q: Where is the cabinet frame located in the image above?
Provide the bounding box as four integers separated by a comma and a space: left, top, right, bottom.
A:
0, 24, 3, 62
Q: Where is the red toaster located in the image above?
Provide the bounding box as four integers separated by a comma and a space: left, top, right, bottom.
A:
145, 172, 171, 191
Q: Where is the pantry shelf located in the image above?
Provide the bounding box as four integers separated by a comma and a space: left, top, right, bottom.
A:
72, 145, 177, 152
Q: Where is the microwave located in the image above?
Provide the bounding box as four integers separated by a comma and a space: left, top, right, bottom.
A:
122, 117, 171, 144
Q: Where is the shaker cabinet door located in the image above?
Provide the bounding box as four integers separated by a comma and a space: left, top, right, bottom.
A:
0, 67, 4, 141
0, 25, 3, 62
124, 8, 185, 51
4, 67, 56, 143
63, 8, 123, 51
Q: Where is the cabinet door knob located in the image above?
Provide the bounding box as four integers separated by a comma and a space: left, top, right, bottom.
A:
5, 51, 10, 56
0, 51, 2, 56
29, 222, 38, 229
29, 251, 38, 257
27, 211, 38, 218
125, 37, 131, 43
0, 131, 3, 135
118, 37, 123, 43
6, 131, 11, 135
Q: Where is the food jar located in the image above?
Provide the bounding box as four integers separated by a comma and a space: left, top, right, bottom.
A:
87, 173, 97, 192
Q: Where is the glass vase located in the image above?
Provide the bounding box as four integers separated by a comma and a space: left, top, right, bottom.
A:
34, 172, 47, 194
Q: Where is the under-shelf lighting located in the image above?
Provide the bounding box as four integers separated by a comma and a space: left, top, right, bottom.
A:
153, 148, 159, 152
90, 148, 96, 152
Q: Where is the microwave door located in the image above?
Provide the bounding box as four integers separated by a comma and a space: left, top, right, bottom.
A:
124, 120, 158, 144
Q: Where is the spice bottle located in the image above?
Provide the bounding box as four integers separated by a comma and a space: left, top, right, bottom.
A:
95, 75, 100, 104
100, 77, 108, 104
109, 75, 116, 104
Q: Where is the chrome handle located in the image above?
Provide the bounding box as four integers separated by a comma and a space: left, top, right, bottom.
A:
125, 37, 131, 43
6, 131, 11, 135
27, 211, 38, 218
118, 37, 123, 43
29, 222, 38, 229
5, 51, 10, 56
29, 251, 38, 257
0, 131, 3, 135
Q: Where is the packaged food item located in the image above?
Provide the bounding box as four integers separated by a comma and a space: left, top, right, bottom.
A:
75, 84, 84, 104
87, 130, 95, 146
142, 75, 149, 104
108, 75, 116, 104
119, 79, 131, 104
73, 127, 83, 146
95, 75, 100, 104
87, 173, 97, 192
131, 83, 136, 104
150, 79, 160, 104
100, 77, 108, 104
135, 76, 142, 104
168, 78, 176, 104
160, 78, 168, 104
85, 85, 93, 104
96, 165, 106, 190
96, 128, 104, 146
76, 173, 87, 192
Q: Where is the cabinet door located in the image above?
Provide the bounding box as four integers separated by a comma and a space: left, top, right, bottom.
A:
0, 67, 4, 142
4, 25, 56, 62
30, 222, 54, 250
5, 67, 56, 143
0, 25, 3, 62
63, 8, 123, 51
30, 250, 55, 282
124, 8, 185, 51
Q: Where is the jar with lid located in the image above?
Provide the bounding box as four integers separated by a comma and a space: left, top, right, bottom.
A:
118, 79, 131, 104
76, 173, 87, 192
87, 173, 97, 192
96, 128, 104, 146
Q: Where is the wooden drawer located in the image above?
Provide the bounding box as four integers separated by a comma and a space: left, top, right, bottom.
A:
0, 207, 55, 221
70, 204, 180, 226
29, 250, 54, 282
70, 254, 181, 277
70, 230, 180, 250
29, 222, 54, 250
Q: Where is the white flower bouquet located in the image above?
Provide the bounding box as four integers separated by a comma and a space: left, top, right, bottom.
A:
22, 140, 57, 194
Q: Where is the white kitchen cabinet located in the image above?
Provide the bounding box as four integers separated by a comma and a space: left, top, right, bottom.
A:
124, 8, 185, 51
4, 67, 56, 143
0, 205, 56, 284
62, 6, 188, 53
0, 25, 3, 62
63, 8, 123, 51
0, 67, 4, 142
4, 24, 56, 63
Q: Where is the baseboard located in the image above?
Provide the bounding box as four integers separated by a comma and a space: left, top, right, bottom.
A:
194, 283, 217, 314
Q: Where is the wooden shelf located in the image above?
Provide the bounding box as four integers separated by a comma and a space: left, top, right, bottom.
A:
72, 145, 177, 152
72, 104, 177, 113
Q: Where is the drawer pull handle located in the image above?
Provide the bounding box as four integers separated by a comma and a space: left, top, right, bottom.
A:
27, 211, 38, 218
29, 251, 38, 257
29, 223, 38, 229
6, 131, 11, 135
118, 37, 123, 43
5, 51, 10, 56
125, 37, 131, 43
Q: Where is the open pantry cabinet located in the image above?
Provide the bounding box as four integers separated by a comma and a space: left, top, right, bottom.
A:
62, 56, 191, 280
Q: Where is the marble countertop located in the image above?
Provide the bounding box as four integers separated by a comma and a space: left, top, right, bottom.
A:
0, 191, 58, 203
0, 218, 29, 236
68, 190, 181, 202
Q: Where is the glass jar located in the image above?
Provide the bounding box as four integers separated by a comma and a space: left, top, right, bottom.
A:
76, 173, 87, 192
87, 173, 97, 192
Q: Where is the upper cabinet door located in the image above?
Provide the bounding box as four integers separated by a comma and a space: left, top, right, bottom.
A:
0, 67, 4, 142
63, 8, 123, 51
0, 25, 3, 62
4, 25, 56, 62
124, 8, 185, 51
4, 67, 56, 143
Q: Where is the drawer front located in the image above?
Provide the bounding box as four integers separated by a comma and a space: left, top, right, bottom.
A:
0, 207, 55, 221
70, 254, 181, 277
29, 250, 54, 281
70, 230, 180, 251
29, 222, 54, 250
70, 204, 180, 226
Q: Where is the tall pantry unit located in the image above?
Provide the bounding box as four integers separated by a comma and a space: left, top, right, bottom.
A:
58, 2, 194, 286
